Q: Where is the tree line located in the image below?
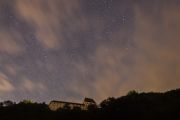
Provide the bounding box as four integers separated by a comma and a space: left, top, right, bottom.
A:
0, 89, 180, 120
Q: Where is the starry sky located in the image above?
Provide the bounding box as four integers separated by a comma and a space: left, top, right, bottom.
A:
0, 0, 180, 103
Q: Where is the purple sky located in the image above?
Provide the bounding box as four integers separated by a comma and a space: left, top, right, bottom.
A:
0, 0, 180, 103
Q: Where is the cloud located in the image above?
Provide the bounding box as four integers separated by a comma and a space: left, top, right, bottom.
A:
0, 0, 179, 103
132, 2, 180, 91
0, 1, 24, 55
68, 46, 132, 102
67, 1, 180, 102
20, 79, 46, 92
15, 0, 82, 49
0, 31, 24, 55
0, 73, 14, 92
4, 65, 17, 76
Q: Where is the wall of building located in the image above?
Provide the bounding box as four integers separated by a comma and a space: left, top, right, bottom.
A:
49, 102, 66, 111
49, 101, 85, 111
49, 98, 97, 111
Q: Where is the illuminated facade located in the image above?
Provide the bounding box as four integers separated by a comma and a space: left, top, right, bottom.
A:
49, 98, 96, 111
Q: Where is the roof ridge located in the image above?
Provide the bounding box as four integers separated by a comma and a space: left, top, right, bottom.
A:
50, 100, 83, 105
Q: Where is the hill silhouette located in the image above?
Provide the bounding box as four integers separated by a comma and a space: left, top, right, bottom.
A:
0, 89, 180, 120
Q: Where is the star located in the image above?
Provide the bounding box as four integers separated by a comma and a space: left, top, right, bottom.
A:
122, 16, 127, 24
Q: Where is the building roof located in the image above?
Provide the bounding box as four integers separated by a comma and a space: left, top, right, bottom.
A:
50, 100, 83, 105
49, 98, 96, 106
84, 98, 96, 103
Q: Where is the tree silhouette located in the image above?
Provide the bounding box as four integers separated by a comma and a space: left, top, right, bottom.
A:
0, 88, 180, 120
2, 100, 15, 107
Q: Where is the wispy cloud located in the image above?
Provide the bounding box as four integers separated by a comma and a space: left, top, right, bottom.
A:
0, 73, 14, 92
15, 0, 82, 49
0, 31, 24, 55
67, 1, 180, 102
0, 0, 180, 102
132, 2, 180, 91
20, 79, 47, 92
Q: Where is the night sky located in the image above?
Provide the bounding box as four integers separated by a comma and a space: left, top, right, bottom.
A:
0, 0, 180, 103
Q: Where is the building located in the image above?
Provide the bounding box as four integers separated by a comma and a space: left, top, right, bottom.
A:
49, 98, 96, 111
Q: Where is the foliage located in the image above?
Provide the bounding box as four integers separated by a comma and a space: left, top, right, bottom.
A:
0, 89, 180, 120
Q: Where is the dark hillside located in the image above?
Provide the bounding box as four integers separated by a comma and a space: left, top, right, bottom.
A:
0, 89, 180, 120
